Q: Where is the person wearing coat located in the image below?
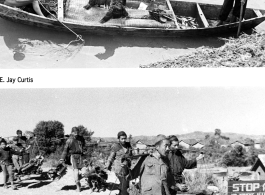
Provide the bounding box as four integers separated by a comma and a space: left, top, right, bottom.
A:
0, 139, 24, 190
167, 136, 204, 192
11, 136, 24, 173
105, 131, 132, 195
129, 135, 174, 195
60, 127, 86, 192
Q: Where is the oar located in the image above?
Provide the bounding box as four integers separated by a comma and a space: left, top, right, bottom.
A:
237, 0, 246, 37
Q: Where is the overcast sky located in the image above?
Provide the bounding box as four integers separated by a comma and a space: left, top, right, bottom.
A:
0, 87, 265, 138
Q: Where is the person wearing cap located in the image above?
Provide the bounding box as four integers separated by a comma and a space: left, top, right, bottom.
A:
60, 127, 86, 192
11, 137, 24, 173
0, 139, 24, 190
129, 135, 173, 195
105, 131, 132, 195
167, 135, 204, 192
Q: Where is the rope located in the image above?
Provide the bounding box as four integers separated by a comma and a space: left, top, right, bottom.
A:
37, 0, 85, 47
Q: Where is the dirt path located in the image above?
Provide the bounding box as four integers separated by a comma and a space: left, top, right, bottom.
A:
0, 167, 120, 195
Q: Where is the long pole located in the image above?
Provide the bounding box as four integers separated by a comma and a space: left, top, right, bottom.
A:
237, 0, 246, 37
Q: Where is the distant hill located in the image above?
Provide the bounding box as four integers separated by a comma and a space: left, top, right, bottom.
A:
94, 131, 265, 144
176, 131, 265, 143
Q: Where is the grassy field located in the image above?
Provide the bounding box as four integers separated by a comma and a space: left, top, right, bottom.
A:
183, 165, 258, 195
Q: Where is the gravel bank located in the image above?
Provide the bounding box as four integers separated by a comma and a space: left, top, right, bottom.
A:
140, 31, 265, 68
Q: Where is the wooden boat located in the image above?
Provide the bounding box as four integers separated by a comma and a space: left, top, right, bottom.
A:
0, 0, 264, 37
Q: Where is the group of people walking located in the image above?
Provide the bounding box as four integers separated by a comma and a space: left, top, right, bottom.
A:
0, 130, 35, 189
1, 127, 205, 194
59, 127, 204, 194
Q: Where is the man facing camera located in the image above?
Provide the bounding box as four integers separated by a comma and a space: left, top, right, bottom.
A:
167, 136, 204, 192
130, 135, 174, 195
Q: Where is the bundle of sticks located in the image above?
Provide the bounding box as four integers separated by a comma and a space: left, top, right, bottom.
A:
47, 162, 67, 181
18, 155, 45, 176
81, 162, 108, 192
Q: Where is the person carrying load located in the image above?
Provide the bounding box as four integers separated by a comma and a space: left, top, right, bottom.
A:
14, 129, 32, 165
60, 127, 86, 192
11, 136, 24, 174
105, 131, 132, 195
0, 139, 24, 190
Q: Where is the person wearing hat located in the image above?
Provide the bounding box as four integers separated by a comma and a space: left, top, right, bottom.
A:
11, 137, 24, 173
60, 127, 86, 192
0, 139, 24, 190
167, 135, 204, 192
129, 135, 173, 195
105, 131, 132, 195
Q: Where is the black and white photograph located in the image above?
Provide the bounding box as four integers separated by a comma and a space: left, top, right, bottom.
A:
1, 0, 265, 194
0, 87, 265, 195
0, 0, 264, 67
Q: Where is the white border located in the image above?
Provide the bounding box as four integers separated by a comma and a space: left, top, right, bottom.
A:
0, 68, 264, 88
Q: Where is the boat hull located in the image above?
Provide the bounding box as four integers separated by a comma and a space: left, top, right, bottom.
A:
0, 2, 264, 37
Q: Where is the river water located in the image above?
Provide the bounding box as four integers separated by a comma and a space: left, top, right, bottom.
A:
0, 0, 264, 68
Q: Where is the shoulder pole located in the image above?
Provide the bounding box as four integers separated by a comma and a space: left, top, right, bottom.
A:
237, 0, 246, 37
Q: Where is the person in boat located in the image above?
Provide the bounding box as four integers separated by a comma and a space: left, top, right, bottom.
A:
105, 131, 132, 195
129, 135, 174, 195
167, 135, 204, 192
0, 139, 24, 190
83, 0, 110, 10
217, 0, 248, 26
4, 0, 45, 17
60, 127, 86, 192
99, 0, 128, 23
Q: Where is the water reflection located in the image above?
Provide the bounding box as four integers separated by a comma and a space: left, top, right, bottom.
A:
0, 17, 249, 67
2, 24, 85, 62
